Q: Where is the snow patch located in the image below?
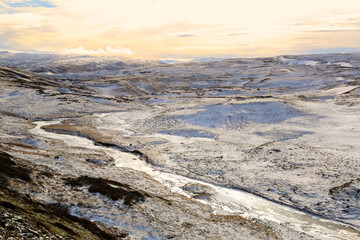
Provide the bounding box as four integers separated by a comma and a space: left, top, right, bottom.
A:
279, 57, 318, 66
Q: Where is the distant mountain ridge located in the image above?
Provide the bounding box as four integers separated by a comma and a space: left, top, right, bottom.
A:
1, 51, 360, 79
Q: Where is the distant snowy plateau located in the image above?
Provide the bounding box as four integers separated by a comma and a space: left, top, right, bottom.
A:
0, 52, 359, 239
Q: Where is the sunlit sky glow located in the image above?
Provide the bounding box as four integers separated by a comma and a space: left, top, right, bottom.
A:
1, 0, 360, 59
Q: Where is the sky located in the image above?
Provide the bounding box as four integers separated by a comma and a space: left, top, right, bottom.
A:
1, 0, 360, 59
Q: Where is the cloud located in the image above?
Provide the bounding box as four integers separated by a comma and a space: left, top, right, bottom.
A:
304, 29, 360, 33
223, 32, 248, 36
176, 34, 196, 38
60, 46, 133, 56
5, 0, 55, 8
0, 0, 55, 13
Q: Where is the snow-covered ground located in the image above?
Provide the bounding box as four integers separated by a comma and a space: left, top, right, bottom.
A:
0, 52, 359, 239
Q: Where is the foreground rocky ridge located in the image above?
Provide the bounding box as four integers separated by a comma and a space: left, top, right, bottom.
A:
0, 53, 359, 239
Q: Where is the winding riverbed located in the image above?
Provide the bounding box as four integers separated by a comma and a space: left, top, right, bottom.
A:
31, 120, 360, 240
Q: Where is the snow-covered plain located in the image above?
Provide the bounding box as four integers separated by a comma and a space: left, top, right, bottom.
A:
0, 52, 359, 239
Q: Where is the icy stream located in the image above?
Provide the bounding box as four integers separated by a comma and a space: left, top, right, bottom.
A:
31, 120, 360, 240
